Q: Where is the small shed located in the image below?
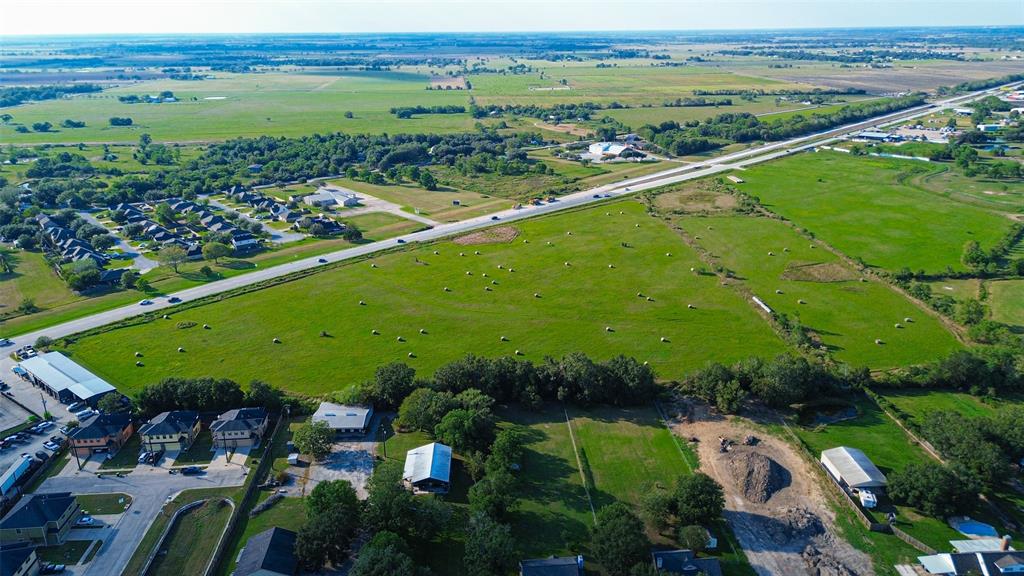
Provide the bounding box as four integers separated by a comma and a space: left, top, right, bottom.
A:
820, 446, 887, 490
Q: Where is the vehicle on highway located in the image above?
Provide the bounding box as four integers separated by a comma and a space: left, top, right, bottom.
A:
593, 194, 600, 198
318, 258, 327, 263
180, 466, 202, 475
491, 215, 500, 220
396, 239, 406, 244
168, 296, 181, 303
138, 299, 153, 305
76, 516, 94, 526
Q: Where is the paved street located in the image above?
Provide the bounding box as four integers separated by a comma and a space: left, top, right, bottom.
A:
38, 462, 248, 576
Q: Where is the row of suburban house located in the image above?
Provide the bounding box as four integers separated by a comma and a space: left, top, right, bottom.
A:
228, 187, 298, 223
115, 200, 259, 253
162, 198, 260, 251
34, 214, 109, 269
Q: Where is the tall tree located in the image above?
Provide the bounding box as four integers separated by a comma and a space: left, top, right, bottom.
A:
156, 245, 188, 273
463, 513, 517, 576
591, 503, 649, 576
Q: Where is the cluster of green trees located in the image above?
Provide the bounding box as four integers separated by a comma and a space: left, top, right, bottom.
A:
917, 406, 1023, 487
888, 461, 979, 518
118, 91, 175, 103
662, 97, 732, 108
881, 347, 1022, 394
109, 117, 133, 126
295, 480, 362, 569
680, 354, 868, 413
135, 377, 288, 416
0, 83, 102, 107
691, 87, 866, 97
344, 353, 659, 411
638, 94, 927, 156
937, 73, 1024, 96
717, 48, 960, 63
469, 102, 617, 122
390, 105, 466, 118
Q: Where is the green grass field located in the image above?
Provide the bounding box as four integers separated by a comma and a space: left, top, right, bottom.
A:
63, 200, 787, 397
738, 152, 1016, 273
215, 493, 306, 576
790, 395, 964, 551
318, 178, 511, 222
77, 492, 132, 515
148, 498, 233, 576
875, 388, 1015, 426
1, 249, 85, 320
987, 279, 1024, 327
682, 214, 962, 368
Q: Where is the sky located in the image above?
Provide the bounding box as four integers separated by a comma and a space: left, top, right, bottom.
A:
2, 0, 1022, 36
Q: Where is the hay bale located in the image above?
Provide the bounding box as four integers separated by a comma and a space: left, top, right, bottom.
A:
272, 338, 281, 344
690, 267, 695, 272
637, 292, 644, 297
460, 252, 465, 257
646, 297, 654, 302
660, 337, 668, 342
904, 317, 913, 323
371, 263, 378, 268
894, 323, 903, 329
708, 225, 713, 230
498, 264, 504, 269
491, 280, 498, 285
515, 349, 523, 356
809, 245, 815, 249
798, 299, 807, 304
162, 314, 170, 319
508, 268, 515, 273
419, 329, 427, 334
875, 339, 884, 345
443, 287, 451, 292
485, 286, 492, 291
372, 329, 380, 335
665, 252, 672, 257
500, 336, 508, 342
136, 361, 144, 367
474, 250, 481, 255
177, 347, 185, 353
135, 352, 142, 357
359, 300, 366, 306
433, 250, 440, 255
687, 304, 696, 309
775, 289, 783, 294
783, 247, 790, 252
608, 264, 614, 268
203, 324, 210, 329
523, 239, 529, 243
564, 261, 570, 267
546, 241, 552, 246
768, 251, 774, 256
566, 231, 573, 236
397, 336, 405, 342
619, 211, 624, 214
635, 223, 640, 228
482, 273, 489, 277
605, 326, 613, 332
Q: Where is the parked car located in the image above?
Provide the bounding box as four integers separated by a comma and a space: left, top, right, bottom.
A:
138, 451, 152, 464
147, 449, 165, 465
36, 421, 54, 431
74, 409, 95, 420
180, 466, 202, 476
67, 401, 87, 412
41, 564, 66, 574
0, 382, 9, 391
50, 436, 63, 444
76, 516, 94, 526
43, 442, 60, 451
35, 451, 49, 461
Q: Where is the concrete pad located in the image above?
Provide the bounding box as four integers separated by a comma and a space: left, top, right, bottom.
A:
304, 441, 375, 499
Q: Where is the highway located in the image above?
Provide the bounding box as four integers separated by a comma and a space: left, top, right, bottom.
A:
0, 81, 1016, 355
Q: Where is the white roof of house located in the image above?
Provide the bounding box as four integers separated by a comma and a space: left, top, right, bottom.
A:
403, 442, 452, 484
589, 142, 629, 155
820, 446, 887, 488
311, 402, 372, 430
19, 352, 116, 401
304, 191, 337, 203
951, 539, 1014, 553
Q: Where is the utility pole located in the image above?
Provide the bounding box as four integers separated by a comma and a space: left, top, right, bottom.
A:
380, 422, 388, 460
39, 392, 48, 420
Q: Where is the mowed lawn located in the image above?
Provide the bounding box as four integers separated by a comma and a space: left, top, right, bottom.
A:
988, 279, 1024, 327
684, 214, 961, 368
738, 152, 1015, 273
64, 200, 787, 397
875, 388, 1021, 427
0, 249, 85, 316
148, 498, 233, 576
791, 395, 963, 551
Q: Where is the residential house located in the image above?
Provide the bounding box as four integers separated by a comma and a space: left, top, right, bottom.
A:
0, 493, 80, 547
403, 442, 452, 493
311, 403, 373, 435
918, 550, 1023, 575
650, 550, 723, 576
0, 544, 41, 576
138, 411, 200, 452
211, 408, 268, 449
68, 413, 134, 459
519, 556, 584, 576
231, 231, 260, 251
234, 527, 298, 576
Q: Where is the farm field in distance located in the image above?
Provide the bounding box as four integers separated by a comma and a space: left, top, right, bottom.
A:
737, 152, 1017, 273
62, 200, 788, 396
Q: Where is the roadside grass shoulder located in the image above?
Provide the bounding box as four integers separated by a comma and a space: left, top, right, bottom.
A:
148, 498, 234, 576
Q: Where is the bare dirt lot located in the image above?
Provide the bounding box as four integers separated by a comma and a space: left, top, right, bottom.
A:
534, 122, 593, 137
782, 261, 861, 283
652, 181, 739, 213
290, 440, 375, 499
665, 398, 874, 576
453, 225, 520, 245
429, 75, 468, 90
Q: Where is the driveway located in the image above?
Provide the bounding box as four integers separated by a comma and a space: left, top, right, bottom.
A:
292, 439, 375, 499
202, 197, 305, 244
329, 188, 439, 227
76, 211, 158, 273
38, 461, 247, 576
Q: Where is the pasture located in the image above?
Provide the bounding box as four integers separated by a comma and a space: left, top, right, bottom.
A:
680, 213, 962, 368
875, 388, 1016, 426
62, 200, 787, 397
738, 152, 1016, 273
987, 279, 1024, 327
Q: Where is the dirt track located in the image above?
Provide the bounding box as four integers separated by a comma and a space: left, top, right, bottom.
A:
665, 398, 874, 576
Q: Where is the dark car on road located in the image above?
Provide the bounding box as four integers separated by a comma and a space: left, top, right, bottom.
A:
168, 297, 181, 303
180, 466, 202, 475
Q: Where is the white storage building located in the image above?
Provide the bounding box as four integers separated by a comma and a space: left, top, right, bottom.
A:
820, 446, 887, 490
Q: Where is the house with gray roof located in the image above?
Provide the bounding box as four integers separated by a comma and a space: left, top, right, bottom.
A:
235, 527, 297, 576
311, 403, 373, 435
651, 550, 722, 576
0, 493, 80, 546
138, 411, 200, 452
918, 550, 1024, 575
0, 543, 40, 576
68, 413, 134, 459
211, 408, 268, 449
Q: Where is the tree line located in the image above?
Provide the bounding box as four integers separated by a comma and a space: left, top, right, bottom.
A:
390, 105, 466, 118
0, 84, 102, 107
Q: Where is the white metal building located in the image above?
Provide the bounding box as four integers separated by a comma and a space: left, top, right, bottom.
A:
820, 446, 887, 490
18, 352, 116, 406
403, 442, 452, 493
311, 402, 373, 434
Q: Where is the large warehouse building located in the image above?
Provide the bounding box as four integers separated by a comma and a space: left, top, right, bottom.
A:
18, 352, 116, 406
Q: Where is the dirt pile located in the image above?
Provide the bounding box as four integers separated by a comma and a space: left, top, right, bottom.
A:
803, 538, 862, 576
727, 451, 787, 503
759, 507, 826, 544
